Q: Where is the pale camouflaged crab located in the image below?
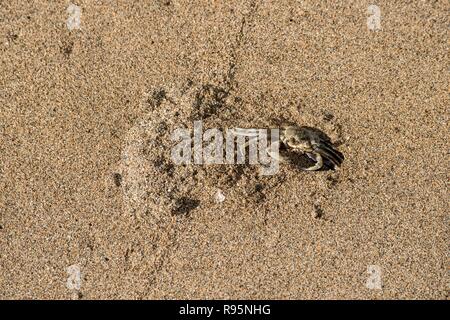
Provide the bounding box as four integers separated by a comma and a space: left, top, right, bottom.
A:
271, 126, 344, 171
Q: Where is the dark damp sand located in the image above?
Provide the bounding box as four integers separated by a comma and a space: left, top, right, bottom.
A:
0, 1, 448, 299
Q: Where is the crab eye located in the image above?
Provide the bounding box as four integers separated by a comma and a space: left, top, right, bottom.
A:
289, 137, 298, 144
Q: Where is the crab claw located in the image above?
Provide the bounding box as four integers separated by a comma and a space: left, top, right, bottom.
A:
312, 140, 344, 169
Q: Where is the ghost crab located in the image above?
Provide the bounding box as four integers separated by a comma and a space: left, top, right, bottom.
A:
270, 126, 344, 171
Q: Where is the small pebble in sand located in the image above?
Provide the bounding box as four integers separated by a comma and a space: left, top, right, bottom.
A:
214, 189, 226, 203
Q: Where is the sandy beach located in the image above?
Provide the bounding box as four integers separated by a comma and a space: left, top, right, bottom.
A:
0, 1, 448, 299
